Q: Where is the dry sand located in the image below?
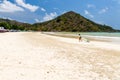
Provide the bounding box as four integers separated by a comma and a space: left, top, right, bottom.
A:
0, 32, 120, 80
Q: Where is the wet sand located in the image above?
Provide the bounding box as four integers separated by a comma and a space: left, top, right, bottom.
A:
0, 32, 120, 80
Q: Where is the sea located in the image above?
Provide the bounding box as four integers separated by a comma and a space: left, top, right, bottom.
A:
54, 32, 120, 44
78, 32, 120, 44
79, 32, 120, 37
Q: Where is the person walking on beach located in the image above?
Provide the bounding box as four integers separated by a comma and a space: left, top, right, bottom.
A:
78, 34, 82, 42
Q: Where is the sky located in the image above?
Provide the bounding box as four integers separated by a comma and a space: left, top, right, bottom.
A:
0, 0, 120, 29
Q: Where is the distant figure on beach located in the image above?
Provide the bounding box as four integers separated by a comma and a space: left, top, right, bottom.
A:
78, 34, 82, 42
78, 34, 90, 42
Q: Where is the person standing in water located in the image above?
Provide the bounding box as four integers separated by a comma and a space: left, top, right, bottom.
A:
78, 34, 82, 42
78, 34, 90, 42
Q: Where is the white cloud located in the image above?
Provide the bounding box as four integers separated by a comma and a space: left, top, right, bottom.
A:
98, 7, 108, 14
62, 11, 67, 14
84, 10, 94, 18
41, 12, 57, 22
0, 0, 24, 13
35, 18, 40, 22
87, 4, 95, 8
2, 16, 13, 20
95, 20, 104, 25
15, 0, 39, 12
41, 8, 46, 12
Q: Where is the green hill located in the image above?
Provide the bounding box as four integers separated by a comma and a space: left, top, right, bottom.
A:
0, 18, 31, 30
0, 11, 119, 32
33, 11, 118, 32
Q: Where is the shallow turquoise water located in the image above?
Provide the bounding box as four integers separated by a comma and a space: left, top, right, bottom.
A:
62, 32, 120, 44
77, 32, 120, 44
60, 32, 120, 37
79, 32, 120, 37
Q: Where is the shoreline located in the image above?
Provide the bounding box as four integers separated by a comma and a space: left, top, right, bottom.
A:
41, 32, 116, 42
41, 32, 120, 52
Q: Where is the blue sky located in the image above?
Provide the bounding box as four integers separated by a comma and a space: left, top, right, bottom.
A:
0, 0, 120, 29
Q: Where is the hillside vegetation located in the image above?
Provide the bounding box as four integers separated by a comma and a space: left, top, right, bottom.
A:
0, 11, 119, 32
0, 18, 32, 30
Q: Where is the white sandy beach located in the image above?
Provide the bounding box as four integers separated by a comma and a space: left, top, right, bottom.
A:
0, 32, 120, 80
